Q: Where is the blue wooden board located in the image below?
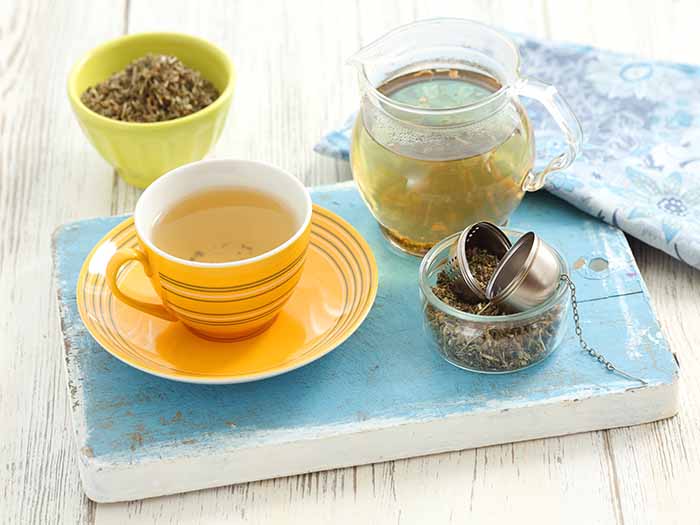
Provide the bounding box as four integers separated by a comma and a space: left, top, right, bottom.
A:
53, 183, 679, 501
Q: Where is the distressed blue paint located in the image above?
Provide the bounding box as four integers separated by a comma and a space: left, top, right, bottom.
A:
53, 185, 677, 464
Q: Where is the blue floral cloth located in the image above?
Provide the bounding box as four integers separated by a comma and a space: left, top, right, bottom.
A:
315, 35, 700, 269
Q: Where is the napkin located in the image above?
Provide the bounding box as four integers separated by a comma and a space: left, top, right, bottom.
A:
315, 34, 700, 270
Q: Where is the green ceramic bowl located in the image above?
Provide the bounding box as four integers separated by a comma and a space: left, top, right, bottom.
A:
68, 33, 235, 188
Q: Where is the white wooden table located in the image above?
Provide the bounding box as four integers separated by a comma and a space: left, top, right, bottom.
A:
2, 1, 699, 523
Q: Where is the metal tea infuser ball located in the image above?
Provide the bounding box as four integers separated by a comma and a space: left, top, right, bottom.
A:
445, 223, 647, 384
486, 232, 562, 313
445, 221, 511, 303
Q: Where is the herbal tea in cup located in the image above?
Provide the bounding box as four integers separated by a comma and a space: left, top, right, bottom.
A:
350, 19, 582, 255
152, 187, 297, 263
105, 159, 312, 340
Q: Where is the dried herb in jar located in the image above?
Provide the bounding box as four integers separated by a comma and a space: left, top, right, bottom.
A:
426, 248, 563, 372
80, 54, 220, 123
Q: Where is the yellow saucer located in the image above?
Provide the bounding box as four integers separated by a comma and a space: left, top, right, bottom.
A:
76, 205, 378, 384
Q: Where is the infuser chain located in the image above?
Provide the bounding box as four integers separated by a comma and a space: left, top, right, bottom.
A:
560, 275, 647, 385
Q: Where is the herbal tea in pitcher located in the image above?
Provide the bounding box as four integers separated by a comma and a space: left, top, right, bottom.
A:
349, 19, 582, 255
352, 68, 534, 255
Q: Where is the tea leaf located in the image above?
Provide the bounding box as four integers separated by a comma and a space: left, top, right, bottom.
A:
465, 246, 499, 290
80, 54, 220, 123
428, 260, 563, 372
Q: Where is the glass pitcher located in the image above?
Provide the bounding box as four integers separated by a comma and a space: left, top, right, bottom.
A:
349, 18, 583, 255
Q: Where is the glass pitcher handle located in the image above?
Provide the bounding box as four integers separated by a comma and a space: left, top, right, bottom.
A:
516, 77, 583, 192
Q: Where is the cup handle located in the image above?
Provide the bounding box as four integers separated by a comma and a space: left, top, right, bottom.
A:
516, 77, 583, 192
105, 247, 178, 321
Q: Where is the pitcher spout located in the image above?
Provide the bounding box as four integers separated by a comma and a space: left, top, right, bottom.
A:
346, 35, 395, 69
346, 45, 377, 68
347, 18, 430, 70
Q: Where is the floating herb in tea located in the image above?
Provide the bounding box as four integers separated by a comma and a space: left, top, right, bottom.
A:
426, 247, 564, 372
351, 67, 532, 256
80, 54, 220, 123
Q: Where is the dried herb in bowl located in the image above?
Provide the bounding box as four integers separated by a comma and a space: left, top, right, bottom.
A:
80, 54, 220, 123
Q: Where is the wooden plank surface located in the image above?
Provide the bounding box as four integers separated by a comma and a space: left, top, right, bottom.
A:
0, 1, 124, 524
2, 0, 699, 523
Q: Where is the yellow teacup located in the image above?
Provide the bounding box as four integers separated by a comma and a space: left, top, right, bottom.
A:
106, 159, 312, 340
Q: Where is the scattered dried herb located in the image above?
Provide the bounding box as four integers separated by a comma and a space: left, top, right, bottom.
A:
81, 54, 220, 122
426, 248, 564, 372
381, 225, 435, 256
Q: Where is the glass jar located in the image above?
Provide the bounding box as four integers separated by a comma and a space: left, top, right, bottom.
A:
419, 230, 570, 373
